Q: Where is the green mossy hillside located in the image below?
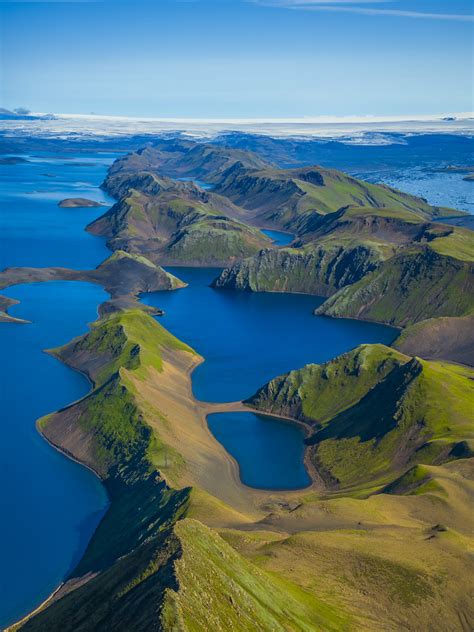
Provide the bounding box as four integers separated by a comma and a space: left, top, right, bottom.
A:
88, 187, 271, 266
247, 345, 407, 424
19, 519, 348, 632
50, 309, 193, 388
316, 245, 474, 327
214, 164, 458, 233
247, 344, 474, 490
213, 238, 391, 295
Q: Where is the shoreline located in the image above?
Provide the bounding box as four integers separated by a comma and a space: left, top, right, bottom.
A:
6, 583, 65, 632
6, 320, 322, 629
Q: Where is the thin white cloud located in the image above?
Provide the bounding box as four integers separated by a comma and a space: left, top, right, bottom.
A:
252, 0, 474, 21
253, 0, 388, 5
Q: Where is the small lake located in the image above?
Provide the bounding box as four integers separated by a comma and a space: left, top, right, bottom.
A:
208, 412, 310, 490
261, 229, 294, 246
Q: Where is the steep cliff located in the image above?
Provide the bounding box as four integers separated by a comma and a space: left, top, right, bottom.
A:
316, 244, 474, 327
213, 241, 383, 296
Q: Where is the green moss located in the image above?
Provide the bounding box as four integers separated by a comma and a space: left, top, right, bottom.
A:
248, 344, 408, 424
317, 246, 474, 327
249, 345, 474, 491
428, 226, 474, 262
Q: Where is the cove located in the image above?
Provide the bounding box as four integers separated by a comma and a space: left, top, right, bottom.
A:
208, 412, 310, 490
0, 282, 109, 628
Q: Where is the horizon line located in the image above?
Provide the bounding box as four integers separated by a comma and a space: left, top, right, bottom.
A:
30, 111, 474, 124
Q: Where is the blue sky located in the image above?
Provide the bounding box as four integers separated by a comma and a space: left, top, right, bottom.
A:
0, 0, 472, 117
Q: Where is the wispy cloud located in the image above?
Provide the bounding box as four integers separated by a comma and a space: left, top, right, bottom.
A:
252, 0, 474, 22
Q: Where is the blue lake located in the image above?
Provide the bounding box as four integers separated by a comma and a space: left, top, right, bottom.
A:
208, 412, 310, 490
142, 267, 397, 404
0, 282, 108, 628
0, 152, 116, 628
261, 229, 294, 246
0, 152, 116, 269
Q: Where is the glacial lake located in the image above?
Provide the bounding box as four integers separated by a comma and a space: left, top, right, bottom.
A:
261, 228, 294, 246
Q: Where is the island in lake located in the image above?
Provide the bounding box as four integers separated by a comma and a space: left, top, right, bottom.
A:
58, 197, 105, 208
2, 137, 473, 632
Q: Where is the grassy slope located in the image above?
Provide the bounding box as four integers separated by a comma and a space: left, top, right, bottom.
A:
88, 187, 271, 266
16, 311, 474, 631
215, 165, 460, 233
393, 315, 474, 367
316, 237, 474, 327
22, 310, 347, 631
247, 344, 474, 490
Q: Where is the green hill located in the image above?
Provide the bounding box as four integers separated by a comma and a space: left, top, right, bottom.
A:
214, 164, 459, 233
103, 140, 271, 191
212, 208, 473, 301
316, 239, 474, 327
247, 344, 474, 490
88, 184, 271, 266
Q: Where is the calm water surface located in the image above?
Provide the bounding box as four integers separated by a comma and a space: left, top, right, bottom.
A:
0, 282, 108, 627
0, 152, 115, 269
143, 268, 396, 403
0, 153, 116, 628
261, 229, 294, 246
208, 412, 310, 489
